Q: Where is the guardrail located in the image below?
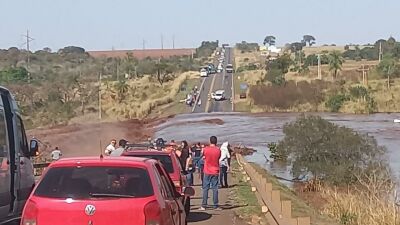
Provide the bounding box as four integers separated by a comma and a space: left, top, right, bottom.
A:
236, 154, 310, 225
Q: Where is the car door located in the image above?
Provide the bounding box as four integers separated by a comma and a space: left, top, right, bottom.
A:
0, 98, 11, 219
154, 164, 183, 225
15, 115, 34, 213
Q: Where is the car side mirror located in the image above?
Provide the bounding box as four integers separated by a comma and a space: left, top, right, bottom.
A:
183, 187, 195, 197
29, 139, 39, 157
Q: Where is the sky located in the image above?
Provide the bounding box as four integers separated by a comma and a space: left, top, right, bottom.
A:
0, 0, 399, 51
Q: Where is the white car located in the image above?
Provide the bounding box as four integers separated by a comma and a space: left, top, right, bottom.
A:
226, 64, 233, 73
200, 68, 208, 77
212, 90, 225, 101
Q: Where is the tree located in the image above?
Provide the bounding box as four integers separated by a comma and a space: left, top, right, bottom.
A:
155, 62, 176, 85
263, 36, 276, 46
328, 51, 344, 79
377, 54, 397, 76
276, 115, 389, 185
302, 35, 316, 46
289, 42, 305, 53
114, 80, 129, 102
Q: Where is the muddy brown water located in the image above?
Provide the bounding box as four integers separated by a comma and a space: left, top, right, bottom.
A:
155, 112, 400, 184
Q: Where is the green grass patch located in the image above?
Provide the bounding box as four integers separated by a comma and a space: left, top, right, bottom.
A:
231, 160, 265, 223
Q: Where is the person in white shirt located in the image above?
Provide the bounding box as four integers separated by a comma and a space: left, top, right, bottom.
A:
51, 147, 62, 161
110, 139, 128, 156
105, 139, 116, 156
219, 142, 231, 188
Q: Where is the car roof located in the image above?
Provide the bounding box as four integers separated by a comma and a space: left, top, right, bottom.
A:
215, 90, 225, 94
123, 150, 171, 156
49, 156, 154, 168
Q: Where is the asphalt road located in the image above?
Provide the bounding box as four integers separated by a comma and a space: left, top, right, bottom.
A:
193, 47, 234, 113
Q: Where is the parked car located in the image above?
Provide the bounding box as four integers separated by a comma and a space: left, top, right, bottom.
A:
226, 64, 234, 73
0, 86, 39, 224
122, 150, 191, 215
200, 68, 208, 77
21, 157, 194, 225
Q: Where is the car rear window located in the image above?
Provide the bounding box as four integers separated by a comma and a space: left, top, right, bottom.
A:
126, 155, 174, 173
34, 166, 153, 199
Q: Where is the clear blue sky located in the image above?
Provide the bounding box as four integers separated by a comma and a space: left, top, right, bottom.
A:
1, 0, 399, 51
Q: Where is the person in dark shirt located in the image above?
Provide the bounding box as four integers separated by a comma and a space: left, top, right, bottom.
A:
180, 140, 194, 186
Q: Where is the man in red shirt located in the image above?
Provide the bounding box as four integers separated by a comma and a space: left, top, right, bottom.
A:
200, 136, 222, 210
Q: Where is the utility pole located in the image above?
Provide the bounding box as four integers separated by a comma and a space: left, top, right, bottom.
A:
357, 65, 369, 86
23, 30, 34, 82
98, 72, 102, 120
317, 54, 322, 79
161, 34, 164, 50
379, 41, 383, 62
172, 35, 175, 49
142, 39, 146, 50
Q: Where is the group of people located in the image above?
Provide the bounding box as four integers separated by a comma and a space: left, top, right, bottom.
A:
159, 136, 232, 210
104, 135, 232, 210
186, 86, 201, 106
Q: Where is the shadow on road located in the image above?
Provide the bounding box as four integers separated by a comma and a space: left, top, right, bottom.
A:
187, 212, 212, 222
220, 203, 248, 210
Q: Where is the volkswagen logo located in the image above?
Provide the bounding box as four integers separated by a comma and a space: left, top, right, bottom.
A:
85, 205, 96, 216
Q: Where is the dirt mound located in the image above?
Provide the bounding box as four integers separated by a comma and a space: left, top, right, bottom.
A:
27, 117, 165, 158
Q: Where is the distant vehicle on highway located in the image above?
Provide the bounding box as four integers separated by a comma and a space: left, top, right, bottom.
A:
200, 68, 208, 77
21, 156, 194, 225
122, 150, 191, 215
208, 64, 216, 74
0, 86, 39, 224
226, 64, 234, 73
222, 44, 229, 48
212, 90, 225, 101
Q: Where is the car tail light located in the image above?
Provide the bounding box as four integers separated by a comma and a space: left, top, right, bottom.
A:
144, 200, 161, 225
21, 200, 38, 225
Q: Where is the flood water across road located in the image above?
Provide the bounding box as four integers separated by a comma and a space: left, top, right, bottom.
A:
156, 112, 400, 182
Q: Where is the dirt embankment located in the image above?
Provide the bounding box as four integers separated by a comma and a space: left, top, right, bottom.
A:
27, 117, 169, 158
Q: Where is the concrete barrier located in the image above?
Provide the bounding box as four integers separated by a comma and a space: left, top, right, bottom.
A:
236, 154, 311, 225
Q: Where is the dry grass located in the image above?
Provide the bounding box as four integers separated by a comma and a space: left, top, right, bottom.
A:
321, 174, 398, 225
101, 71, 197, 119
234, 49, 263, 69
303, 46, 346, 55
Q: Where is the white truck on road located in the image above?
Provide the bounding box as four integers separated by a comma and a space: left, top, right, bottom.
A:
0, 86, 38, 224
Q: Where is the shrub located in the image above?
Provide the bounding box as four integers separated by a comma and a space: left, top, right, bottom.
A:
276, 115, 389, 185
325, 94, 349, 112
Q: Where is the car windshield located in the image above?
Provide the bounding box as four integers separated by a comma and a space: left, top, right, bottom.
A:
34, 166, 153, 199
125, 154, 174, 173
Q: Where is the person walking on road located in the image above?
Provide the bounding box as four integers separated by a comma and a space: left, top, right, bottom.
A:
110, 139, 128, 156
105, 139, 116, 156
219, 142, 231, 188
200, 136, 222, 210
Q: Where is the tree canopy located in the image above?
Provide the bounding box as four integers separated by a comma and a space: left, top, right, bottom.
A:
276, 115, 389, 185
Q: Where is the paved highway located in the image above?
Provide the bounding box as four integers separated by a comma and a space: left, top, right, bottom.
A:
193, 47, 234, 113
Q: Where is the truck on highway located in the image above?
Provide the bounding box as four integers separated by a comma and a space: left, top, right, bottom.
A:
0, 86, 38, 224
200, 68, 208, 77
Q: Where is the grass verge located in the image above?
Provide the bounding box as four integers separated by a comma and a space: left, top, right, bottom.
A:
250, 163, 338, 225
231, 160, 267, 225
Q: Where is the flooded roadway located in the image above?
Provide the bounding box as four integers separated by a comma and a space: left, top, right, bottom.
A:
156, 112, 400, 182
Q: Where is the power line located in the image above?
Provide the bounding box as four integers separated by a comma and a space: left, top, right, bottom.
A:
22, 30, 34, 82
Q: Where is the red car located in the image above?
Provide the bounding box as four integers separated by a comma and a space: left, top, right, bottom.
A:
122, 150, 191, 215
20, 156, 194, 225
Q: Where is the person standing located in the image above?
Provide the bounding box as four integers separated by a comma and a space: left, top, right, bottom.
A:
200, 136, 221, 210
105, 139, 116, 156
51, 147, 62, 161
110, 139, 127, 156
198, 144, 205, 186
180, 141, 193, 186
219, 142, 231, 188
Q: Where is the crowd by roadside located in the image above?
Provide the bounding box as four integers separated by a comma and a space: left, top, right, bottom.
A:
102, 136, 233, 210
